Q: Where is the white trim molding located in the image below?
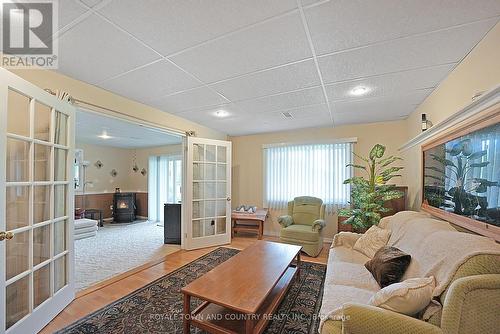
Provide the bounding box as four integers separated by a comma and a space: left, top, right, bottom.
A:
399, 84, 500, 152
262, 137, 357, 149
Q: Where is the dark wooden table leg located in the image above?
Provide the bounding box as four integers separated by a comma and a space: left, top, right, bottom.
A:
231, 219, 235, 238
258, 220, 263, 240
296, 252, 301, 279
183, 293, 191, 334
245, 316, 254, 334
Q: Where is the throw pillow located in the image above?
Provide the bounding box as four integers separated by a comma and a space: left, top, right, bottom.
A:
369, 277, 435, 315
353, 225, 391, 258
365, 246, 411, 288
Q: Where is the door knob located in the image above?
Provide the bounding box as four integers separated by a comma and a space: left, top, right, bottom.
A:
0, 231, 14, 241
226, 197, 231, 201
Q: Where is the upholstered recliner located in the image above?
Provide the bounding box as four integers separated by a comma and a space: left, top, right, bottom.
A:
278, 196, 326, 257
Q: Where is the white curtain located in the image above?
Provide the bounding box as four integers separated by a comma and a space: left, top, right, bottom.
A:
263, 142, 353, 214
148, 155, 182, 222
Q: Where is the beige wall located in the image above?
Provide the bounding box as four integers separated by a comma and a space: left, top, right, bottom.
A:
8, 68, 226, 140
230, 120, 408, 239
76, 142, 182, 194
402, 21, 500, 209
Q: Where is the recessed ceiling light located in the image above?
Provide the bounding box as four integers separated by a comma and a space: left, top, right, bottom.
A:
350, 86, 370, 96
98, 131, 112, 139
215, 110, 229, 118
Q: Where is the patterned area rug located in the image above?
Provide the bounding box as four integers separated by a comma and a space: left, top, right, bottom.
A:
57, 247, 326, 334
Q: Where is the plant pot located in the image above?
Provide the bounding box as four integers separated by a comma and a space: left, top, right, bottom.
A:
337, 216, 367, 234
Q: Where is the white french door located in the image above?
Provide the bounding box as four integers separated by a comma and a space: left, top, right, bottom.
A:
0, 68, 75, 334
185, 137, 231, 250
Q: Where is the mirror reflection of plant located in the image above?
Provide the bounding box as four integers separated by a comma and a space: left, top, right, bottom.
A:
339, 144, 404, 230
426, 138, 498, 216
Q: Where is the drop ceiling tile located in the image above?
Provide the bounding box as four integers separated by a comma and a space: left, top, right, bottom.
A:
331, 89, 433, 125
177, 103, 248, 123
99, 60, 201, 103
235, 87, 325, 114
305, 0, 500, 55
58, 1, 88, 28
150, 87, 228, 114
325, 63, 455, 101
170, 12, 312, 83
266, 103, 331, 120
99, 0, 298, 55
318, 19, 497, 83
211, 60, 320, 101
79, 0, 105, 8
57, 14, 160, 84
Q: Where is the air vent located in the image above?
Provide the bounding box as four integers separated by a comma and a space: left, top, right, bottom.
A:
282, 111, 293, 118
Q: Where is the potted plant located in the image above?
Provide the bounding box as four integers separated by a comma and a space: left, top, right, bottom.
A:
338, 144, 404, 232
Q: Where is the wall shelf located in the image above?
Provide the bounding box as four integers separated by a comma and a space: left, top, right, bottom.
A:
399, 84, 500, 152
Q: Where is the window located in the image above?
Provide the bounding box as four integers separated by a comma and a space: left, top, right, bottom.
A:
263, 141, 353, 213
148, 155, 182, 222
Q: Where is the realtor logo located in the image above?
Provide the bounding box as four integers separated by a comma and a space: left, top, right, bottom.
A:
1, 0, 58, 68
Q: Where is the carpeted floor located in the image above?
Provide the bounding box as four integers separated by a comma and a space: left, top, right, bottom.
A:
59, 247, 326, 334
75, 220, 180, 291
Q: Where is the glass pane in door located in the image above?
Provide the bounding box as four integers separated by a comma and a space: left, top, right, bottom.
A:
6, 230, 29, 280
6, 186, 30, 230
54, 111, 68, 145
34, 143, 51, 181
54, 220, 67, 255
6, 138, 30, 182
7, 89, 30, 137
54, 184, 67, 218
54, 255, 67, 293
34, 185, 51, 224
54, 148, 67, 181
34, 264, 51, 309
6, 275, 29, 330
34, 101, 51, 142
33, 224, 51, 266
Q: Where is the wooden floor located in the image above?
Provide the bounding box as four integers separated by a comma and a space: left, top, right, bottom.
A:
40, 235, 329, 333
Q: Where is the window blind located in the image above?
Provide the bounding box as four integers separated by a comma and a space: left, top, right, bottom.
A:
263, 142, 353, 214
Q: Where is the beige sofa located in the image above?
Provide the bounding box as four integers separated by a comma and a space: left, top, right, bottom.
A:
319, 211, 500, 334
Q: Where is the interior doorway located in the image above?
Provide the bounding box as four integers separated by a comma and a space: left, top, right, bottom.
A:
73, 109, 184, 291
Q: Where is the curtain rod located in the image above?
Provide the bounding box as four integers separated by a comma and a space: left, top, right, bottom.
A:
44, 89, 193, 137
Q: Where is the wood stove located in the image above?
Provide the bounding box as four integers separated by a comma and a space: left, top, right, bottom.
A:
113, 192, 136, 223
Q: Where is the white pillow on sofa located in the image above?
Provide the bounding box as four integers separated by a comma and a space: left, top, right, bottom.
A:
353, 225, 391, 258
368, 277, 435, 315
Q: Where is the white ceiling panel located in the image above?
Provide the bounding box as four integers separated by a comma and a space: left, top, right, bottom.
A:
211, 60, 320, 101
170, 12, 312, 83
319, 18, 497, 83
235, 86, 325, 114
149, 87, 228, 114
80, 0, 105, 8
99, 0, 298, 56
332, 89, 433, 122
99, 60, 201, 104
325, 63, 455, 101
265, 104, 331, 120
58, 0, 88, 28
76, 110, 182, 148
305, 0, 500, 55
57, 14, 160, 84
334, 111, 408, 126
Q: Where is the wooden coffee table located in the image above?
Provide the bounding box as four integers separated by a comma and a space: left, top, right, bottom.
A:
181, 241, 302, 334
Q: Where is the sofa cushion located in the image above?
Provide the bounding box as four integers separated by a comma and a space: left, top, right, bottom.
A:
280, 224, 319, 242
353, 225, 391, 258
369, 277, 435, 315
365, 246, 411, 288
325, 258, 380, 292
329, 246, 370, 265
291, 196, 322, 226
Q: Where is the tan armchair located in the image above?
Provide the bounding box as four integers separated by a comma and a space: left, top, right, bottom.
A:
278, 196, 326, 257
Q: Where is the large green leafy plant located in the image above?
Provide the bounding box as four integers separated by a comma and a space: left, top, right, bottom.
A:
425, 138, 498, 216
338, 144, 404, 230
